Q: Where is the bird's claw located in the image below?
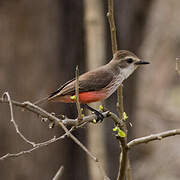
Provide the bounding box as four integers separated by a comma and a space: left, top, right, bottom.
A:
84, 104, 104, 123
93, 111, 104, 123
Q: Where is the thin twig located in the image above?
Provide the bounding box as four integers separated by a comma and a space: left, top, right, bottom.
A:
0, 96, 82, 152
117, 86, 124, 119
0, 128, 74, 160
67, 130, 110, 180
0, 93, 108, 179
107, 0, 117, 54
75, 66, 83, 122
52, 166, 64, 180
127, 129, 180, 148
2, 92, 36, 147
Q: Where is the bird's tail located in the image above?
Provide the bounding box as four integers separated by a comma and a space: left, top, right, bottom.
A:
33, 95, 49, 105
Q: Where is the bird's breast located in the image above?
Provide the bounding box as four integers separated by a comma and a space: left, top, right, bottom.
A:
102, 73, 125, 98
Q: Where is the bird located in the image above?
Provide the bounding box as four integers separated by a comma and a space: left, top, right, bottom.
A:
35, 50, 149, 120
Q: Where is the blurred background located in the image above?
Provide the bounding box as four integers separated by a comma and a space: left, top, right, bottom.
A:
0, 0, 180, 179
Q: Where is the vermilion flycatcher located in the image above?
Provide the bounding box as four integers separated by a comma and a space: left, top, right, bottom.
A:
46, 50, 149, 103
35, 50, 149, 119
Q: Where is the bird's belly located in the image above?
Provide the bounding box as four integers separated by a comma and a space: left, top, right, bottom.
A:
52, 91, 107, 104
78, 91, 107, 103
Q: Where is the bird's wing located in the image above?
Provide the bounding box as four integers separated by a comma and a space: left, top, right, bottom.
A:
48, 66, 114, 100
48, 78, 75, 99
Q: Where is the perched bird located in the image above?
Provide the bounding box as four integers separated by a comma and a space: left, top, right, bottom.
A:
35, 50, 149, 120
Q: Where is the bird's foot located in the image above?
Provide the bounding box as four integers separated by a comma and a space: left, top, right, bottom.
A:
93, 110, 104, 123
84, 104, 104, 123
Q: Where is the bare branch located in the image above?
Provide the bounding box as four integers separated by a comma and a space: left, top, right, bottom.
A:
2, 92, 36, 147
127, 129, 180, 148
107, 0, 117, 54
117, 139, 128, 180
75, 66, 83, 122
0, 128, 74, 160
0, 93, 109, 179
116, 88, 129, 180
117, 86, 124, 120
0, 97, 112, 126
62, 111, 110, 126
52, 166, 64, 180
1, 98, 96, 159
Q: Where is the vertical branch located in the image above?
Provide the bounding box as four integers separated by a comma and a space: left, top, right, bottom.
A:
107, 0, 118, 54
117, 87, 129, 180
107, 0, 130, 180
117, 140, 128, 179
117, 87, 124, 119
107, 0, 124, 119
75, 66, 82, 122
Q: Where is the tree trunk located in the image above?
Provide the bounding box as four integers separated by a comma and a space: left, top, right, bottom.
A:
0, 1, 88, 180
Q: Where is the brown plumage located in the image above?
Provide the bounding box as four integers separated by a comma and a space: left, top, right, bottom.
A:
35, 50, 149, 105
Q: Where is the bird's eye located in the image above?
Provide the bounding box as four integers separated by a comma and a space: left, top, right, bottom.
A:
126, 58, 133, 64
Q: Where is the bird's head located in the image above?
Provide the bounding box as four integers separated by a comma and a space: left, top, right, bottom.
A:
112, 50, 150, 79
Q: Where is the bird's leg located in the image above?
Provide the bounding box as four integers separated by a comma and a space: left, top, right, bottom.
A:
84, 104, 104, 122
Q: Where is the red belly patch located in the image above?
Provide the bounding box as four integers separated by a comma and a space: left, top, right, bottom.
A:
50, 91, 107, 103
78, 91, 106, 103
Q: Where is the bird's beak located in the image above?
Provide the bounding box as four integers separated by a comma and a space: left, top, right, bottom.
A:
135, 60, 150, 65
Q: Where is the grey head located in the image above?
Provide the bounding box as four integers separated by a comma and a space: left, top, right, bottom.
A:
111, 50, 150, 79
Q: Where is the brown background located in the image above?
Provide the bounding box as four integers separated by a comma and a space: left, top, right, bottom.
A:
0, 0, 180, 179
